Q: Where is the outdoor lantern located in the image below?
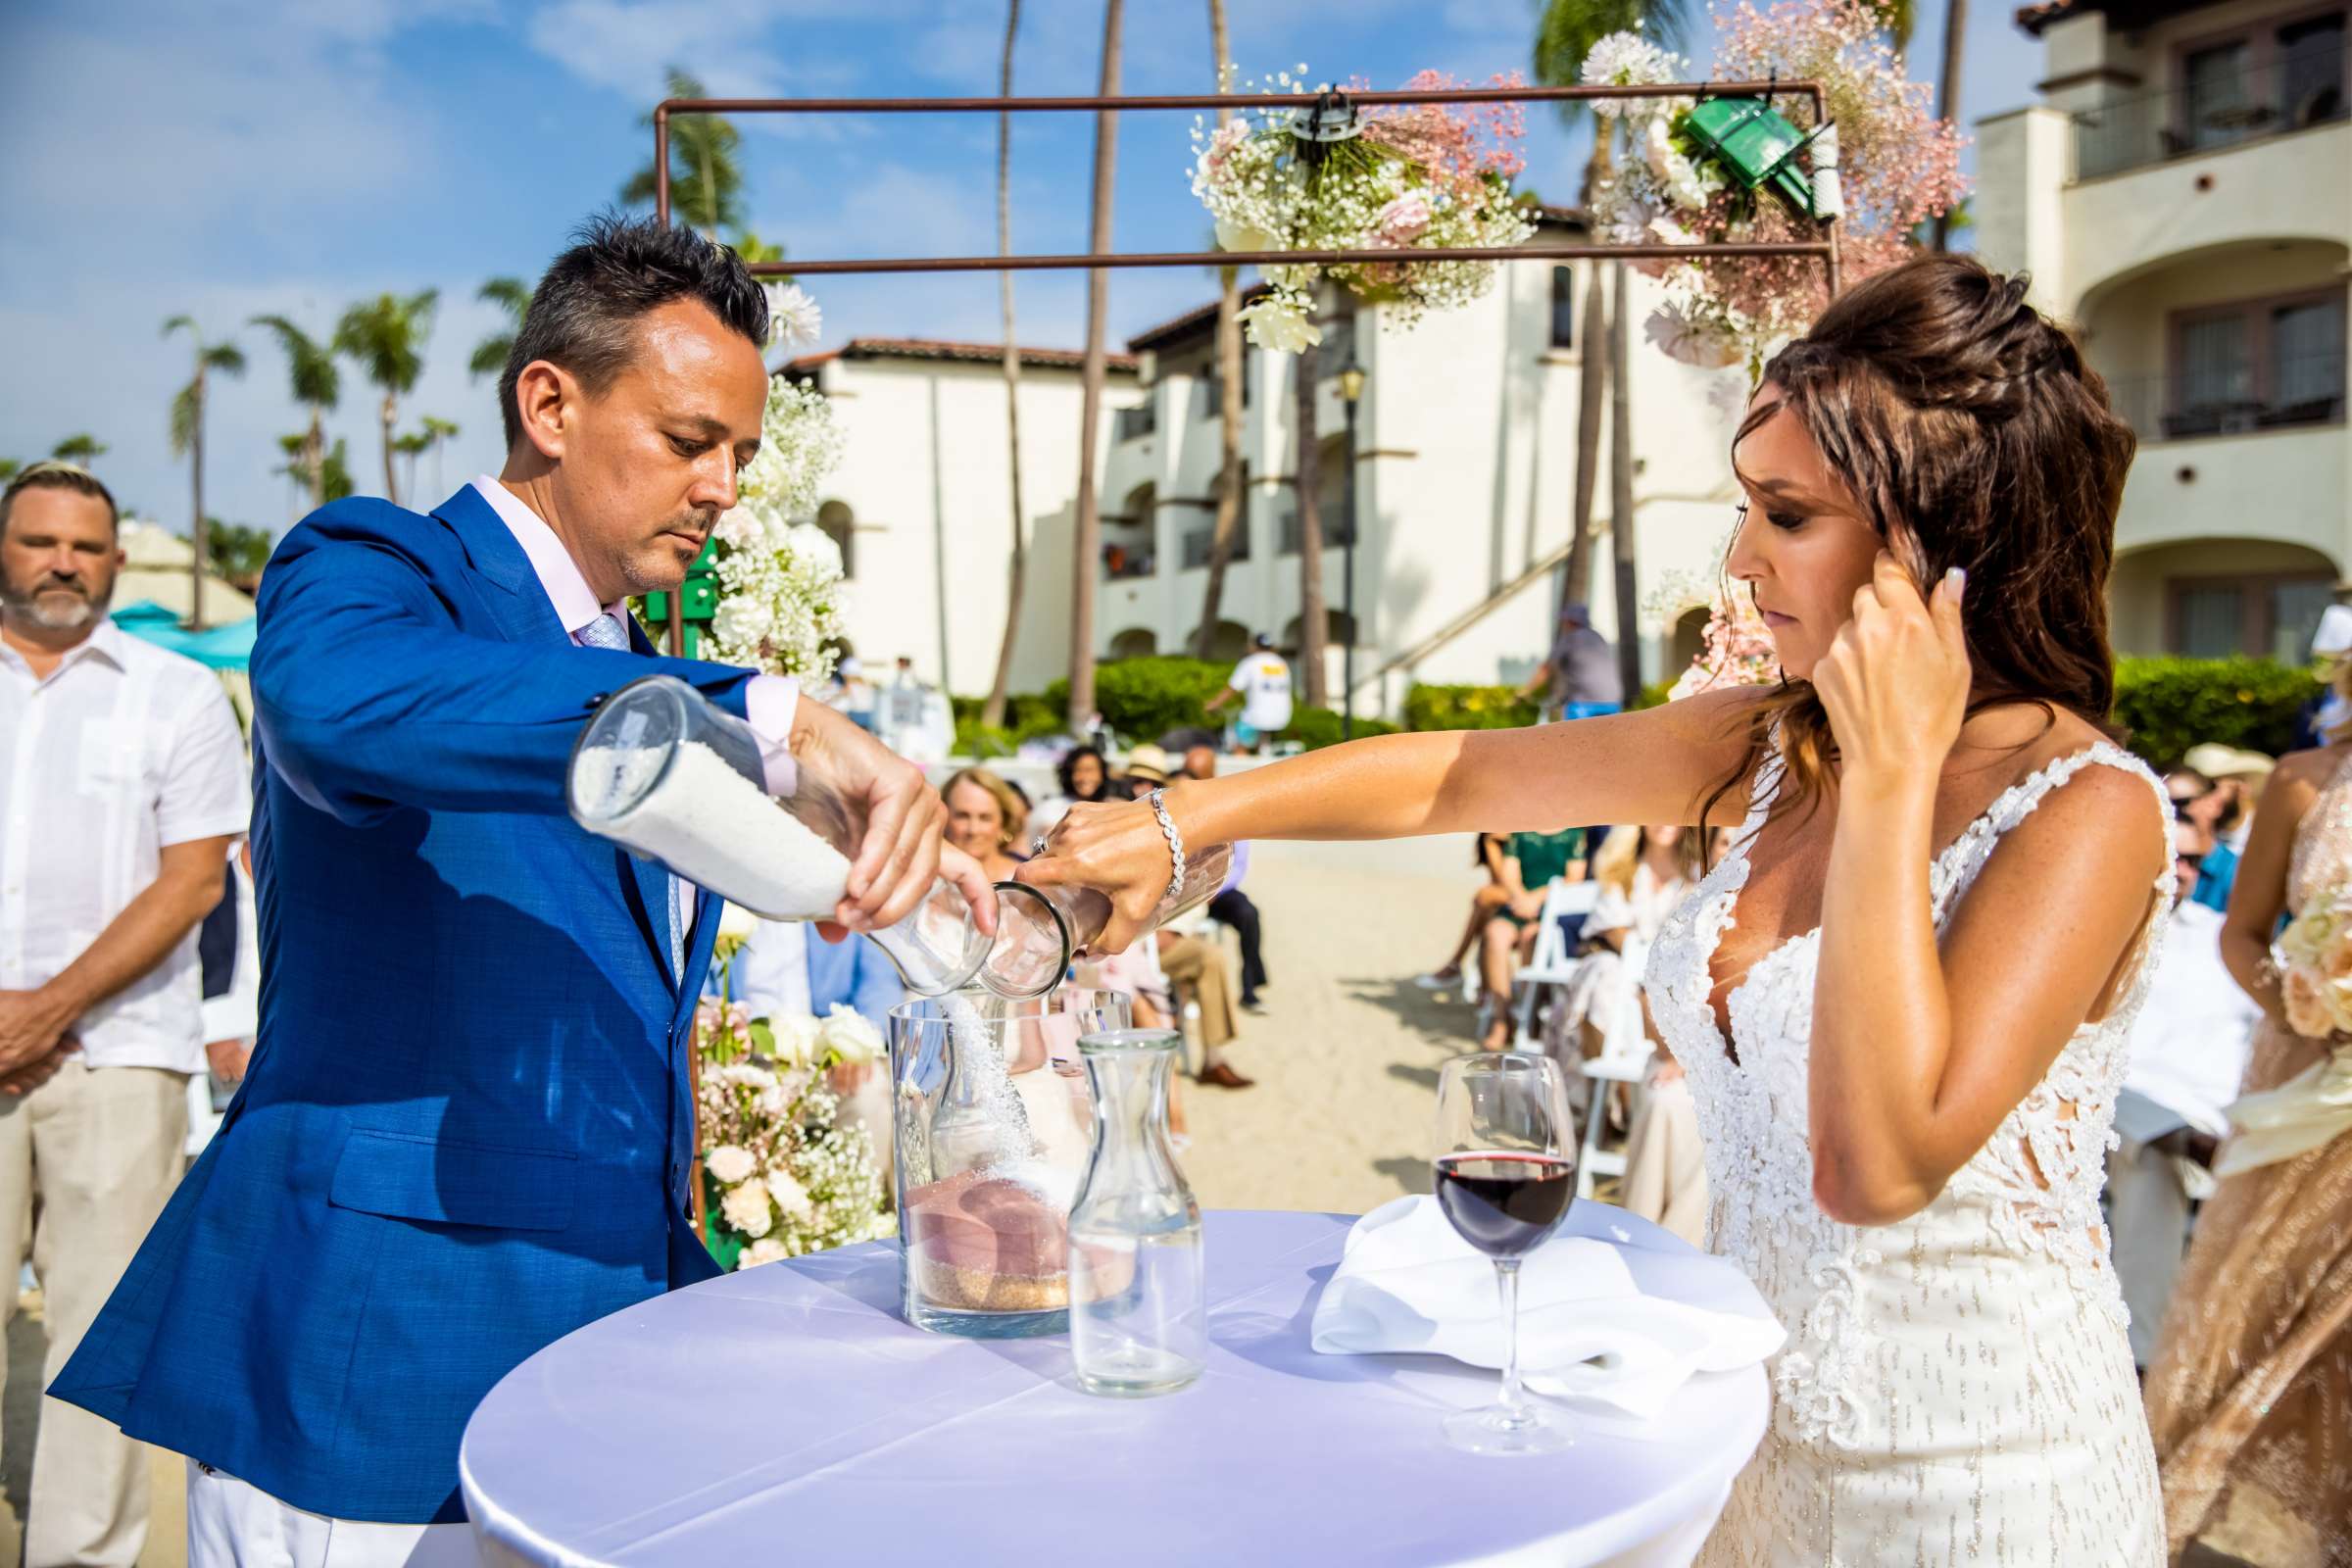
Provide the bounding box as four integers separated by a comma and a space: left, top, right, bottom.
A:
1682, 97, 1842, 222
1336, 352, 1366, 405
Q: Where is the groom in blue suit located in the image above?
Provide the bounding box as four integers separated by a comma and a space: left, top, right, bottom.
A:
54, 217, 986, 1555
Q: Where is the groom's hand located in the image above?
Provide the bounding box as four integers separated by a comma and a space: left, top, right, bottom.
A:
787, 701, 997, 936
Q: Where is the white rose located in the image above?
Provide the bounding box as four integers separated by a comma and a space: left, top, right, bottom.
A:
1237, 294, 1323, 355
712, 506, 766, 551
719, 1178, 774, 1239
1215, 219, 1284, 255
739, 1237, 789, 1268
717, 901, 760, 943
710, 594, 774, 649
767, 1168, 815, 1221
768, 1014, 821, 1070
705, 1145, 756, 1185
820, 1004, 882, 1065
783, 521, 842, 577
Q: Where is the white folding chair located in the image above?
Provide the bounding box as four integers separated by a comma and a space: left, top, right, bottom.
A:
1575, 933, 1658, 1199
1509, 879, 1597, 1052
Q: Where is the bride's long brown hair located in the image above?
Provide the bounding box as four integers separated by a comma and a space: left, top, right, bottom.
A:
1704, 256, 2139, 827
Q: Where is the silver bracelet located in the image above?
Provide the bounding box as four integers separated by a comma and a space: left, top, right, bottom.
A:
1147, 787, 1187, 904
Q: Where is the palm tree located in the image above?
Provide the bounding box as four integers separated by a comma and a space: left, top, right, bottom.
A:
251, 314, 341, 509
1066, 0, 1125, 732
420, 415, 461, 498
469, 277, 531, 380
393, 430, 432, 505
981, 0, 1028, 731
319, 439, 357, 504
49, 433, 107, 465
334, 290, 439, 505
621, 68, 745, 237
272, 433, 310, 521
1534, 0, 1689, 615
0, 460, 19, 484
1931, 0, 1966, 250
165, 316, 247, 628
1192, 0, 1249, 662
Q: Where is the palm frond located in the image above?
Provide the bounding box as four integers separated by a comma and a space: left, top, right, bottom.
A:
170, 381, 201, 456
1533, 0, 1690, 122
477, 276, 532, 325
162, 314, 197, 339
469, 335, 514, 378
204, 342, 247, 376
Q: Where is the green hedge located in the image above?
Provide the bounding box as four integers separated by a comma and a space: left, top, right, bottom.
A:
1401, 684, 1540, 731
2111, 656, 2320, 770
955, 656, 2322, 767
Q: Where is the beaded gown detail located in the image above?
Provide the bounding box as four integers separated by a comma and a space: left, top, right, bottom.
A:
1644, 730, 2172, 1565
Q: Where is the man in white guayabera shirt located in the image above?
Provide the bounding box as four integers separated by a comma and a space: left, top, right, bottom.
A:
0, 461, 249, 1568
1205, 633, 1294, 755
53, 216, 990, 1567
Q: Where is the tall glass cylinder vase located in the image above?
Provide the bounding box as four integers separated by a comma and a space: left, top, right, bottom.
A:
1068, 1028, 1205, 1396
888, 989, 1131, 1337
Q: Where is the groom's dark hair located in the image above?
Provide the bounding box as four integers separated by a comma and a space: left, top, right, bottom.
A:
498, 212, 770, 449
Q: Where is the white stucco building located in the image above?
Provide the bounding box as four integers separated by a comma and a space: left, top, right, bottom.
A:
1977, 0, 2349, 659
788, 211, 1754, 712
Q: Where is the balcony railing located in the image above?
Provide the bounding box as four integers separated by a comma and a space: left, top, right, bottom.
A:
1102, 538, 1155, 579
2107, 355, 2347, 441
1113, 401, 1157, 442
2073, 43, 2347, 179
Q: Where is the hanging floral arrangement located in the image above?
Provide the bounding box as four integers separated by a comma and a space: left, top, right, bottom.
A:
1583, 0, 1966, 374
1191, 67, 1538, 352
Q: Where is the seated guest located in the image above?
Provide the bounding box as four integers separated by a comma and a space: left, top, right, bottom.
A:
943, 766, 1028, 883
1417, 834, 1511, 998
1183, 745, 1267, 1011
2177, 744, 2269, 913
1118, 743, 1175, 799
1478, 826, 1587, 1052
1026, 745, 1112, 837
2105, 823, 2259, 1368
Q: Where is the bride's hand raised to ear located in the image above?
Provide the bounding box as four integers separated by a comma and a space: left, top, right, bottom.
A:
1014, 797, 1179, 956
1813, 552, 1971, 790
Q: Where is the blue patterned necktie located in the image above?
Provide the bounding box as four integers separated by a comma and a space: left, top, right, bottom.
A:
577, 612, 685, 981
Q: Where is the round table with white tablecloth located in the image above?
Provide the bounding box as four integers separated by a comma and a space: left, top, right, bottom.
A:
461, 1206, 1767, 1568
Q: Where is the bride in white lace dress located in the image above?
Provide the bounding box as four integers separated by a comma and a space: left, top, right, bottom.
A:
1027, 256, 2171, 1563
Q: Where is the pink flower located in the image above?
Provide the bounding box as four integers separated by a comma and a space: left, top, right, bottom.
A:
1375, 192, 1432, 246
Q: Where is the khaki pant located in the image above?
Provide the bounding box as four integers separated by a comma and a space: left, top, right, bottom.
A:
0, 1059, 188, 1568
1156, 934, 1238, 1052
1620, 1074, 1708, 1249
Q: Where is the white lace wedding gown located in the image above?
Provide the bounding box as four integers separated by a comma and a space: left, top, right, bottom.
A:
1645, 730, 2172, 1565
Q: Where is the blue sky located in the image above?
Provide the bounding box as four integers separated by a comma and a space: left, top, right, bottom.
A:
0, 0, 2042, 539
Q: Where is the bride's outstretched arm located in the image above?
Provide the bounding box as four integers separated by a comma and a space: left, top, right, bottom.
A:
1808, 557, 2168, 1226
1019, 686, 1759, 952
2218, 755, 2321, 1022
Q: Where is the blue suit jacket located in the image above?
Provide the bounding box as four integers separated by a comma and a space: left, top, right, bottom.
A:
54, 487, 760, 1524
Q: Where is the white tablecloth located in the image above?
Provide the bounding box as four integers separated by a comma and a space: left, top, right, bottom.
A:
461, 1206, 1766, 1567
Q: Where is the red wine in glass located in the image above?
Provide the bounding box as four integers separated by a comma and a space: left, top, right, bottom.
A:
1434, 1152, 1577, 1258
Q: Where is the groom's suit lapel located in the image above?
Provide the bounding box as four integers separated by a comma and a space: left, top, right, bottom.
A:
431, 484, 681, 994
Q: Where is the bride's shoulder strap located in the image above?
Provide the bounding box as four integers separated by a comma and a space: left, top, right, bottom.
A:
1932, 741, 2175, 924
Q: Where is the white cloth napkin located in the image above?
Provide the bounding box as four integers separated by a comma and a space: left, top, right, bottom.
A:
1310, 1196, 1786, 1420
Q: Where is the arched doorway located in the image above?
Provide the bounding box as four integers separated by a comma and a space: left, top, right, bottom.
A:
1202, 619, 1250, 662
1279, 608, 1358, 650
1670, 606, 1709, 676
816, 499, 856, 579
1107, 626, 1158, 661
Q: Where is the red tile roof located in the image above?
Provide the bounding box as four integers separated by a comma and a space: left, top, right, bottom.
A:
780, 337, 1138, 374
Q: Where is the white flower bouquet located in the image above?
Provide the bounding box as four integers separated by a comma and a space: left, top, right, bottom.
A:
2215, 889, 2352, 1175
695, 991, 891, 1267
1191, 66, 1537, 351
702, 374, 849, 682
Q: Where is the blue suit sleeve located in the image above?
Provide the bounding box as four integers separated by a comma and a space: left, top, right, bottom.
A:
253, 514, 757, 825
848, 937, 907, 1039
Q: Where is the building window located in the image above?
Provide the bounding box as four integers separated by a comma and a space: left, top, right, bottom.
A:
2169, 573, 2335, 660
2282, 14, 2348, 124
1550, 267, 1577, 350
2166, 289, 2347, 437
1113, 401, 1157, 442
2177, 12, 2347, 151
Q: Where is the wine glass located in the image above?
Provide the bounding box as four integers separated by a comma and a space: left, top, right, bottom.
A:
1432, 1050, 1578, 1455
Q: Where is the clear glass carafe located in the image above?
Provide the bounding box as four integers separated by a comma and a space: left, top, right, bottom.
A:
567, 675, 992, 995
981, 844, 1234, 1001
1067, 1028, 1206, 1396
888, 989, 1132, 1337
